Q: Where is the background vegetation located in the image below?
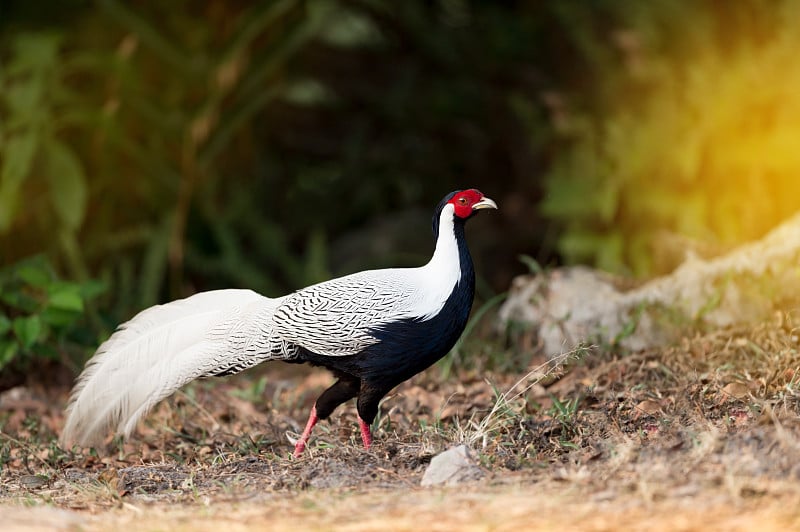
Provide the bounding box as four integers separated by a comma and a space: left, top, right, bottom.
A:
2, 0, 800, 376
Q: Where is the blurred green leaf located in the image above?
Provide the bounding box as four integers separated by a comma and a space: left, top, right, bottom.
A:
48, 284, 84, 313
318, 5, 382, 48
559, 230, 624, 272
282, 79, 334, 107
302, 228, 331, 287
41, 307, 80, 328
13, 315, 43, 349
15, 259, 52, 288
0, 133, 38, 232
5, 83, 44, 119
0, 288, 39, 312
44, 138, 88, 231
8, 33, 61, 73
0, 340, 19, 369
0, 315, 11, 336
78, 279, 107, 300
96, 0, 197, 77
4, 34, 59, 123
518, 255, 544, 275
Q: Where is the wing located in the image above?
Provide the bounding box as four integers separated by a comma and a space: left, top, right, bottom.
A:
271, 269, 425, 357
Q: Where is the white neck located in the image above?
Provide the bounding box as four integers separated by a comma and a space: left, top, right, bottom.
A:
408, 204, 462, 320
426, 204, 461, 275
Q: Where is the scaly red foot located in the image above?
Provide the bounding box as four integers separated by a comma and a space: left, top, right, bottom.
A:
293, 405, 319, 458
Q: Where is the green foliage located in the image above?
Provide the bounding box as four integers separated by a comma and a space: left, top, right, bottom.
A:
546, 394, 582, 446
540, 0, 800, 275
6, 0, 798, 375
0, 33, 88, 238
0, 256, 103, 372
3, 0, 533, 334
1, 2, 344, 316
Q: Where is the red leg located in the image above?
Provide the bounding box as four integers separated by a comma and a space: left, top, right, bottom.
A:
358, 416, 372, 450
293, 405, 319, 458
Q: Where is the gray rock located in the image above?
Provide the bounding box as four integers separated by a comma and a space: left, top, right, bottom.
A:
421, 445, 484, 487
498, 212, 800, 357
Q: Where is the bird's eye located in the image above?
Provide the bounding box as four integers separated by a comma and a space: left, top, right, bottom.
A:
457, 197, 468, 205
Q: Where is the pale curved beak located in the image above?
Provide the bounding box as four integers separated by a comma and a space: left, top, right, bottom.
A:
473, 197, 498, 210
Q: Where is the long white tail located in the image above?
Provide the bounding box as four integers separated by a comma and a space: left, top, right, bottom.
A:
61, 289, 286, 447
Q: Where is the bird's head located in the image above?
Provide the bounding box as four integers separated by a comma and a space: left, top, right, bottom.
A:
446, 189, 498, 220
432, 189, 497, 238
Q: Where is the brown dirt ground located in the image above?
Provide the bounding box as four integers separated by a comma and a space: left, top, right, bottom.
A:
3, 311, 800, 530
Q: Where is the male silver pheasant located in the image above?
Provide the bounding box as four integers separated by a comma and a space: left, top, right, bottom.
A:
61, 189, 497, 456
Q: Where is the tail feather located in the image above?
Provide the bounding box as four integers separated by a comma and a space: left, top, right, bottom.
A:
61, 289, 285, 447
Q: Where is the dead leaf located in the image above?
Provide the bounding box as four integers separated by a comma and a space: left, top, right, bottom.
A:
721, 382, 750, 400
98, 467, 119, 491
634, 400, 662, 416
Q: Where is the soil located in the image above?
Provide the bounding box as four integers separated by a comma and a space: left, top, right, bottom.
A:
3, 312, 800, 530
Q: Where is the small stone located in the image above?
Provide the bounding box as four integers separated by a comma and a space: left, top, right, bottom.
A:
420, 445, 484, 487
18, 474, 48, 489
